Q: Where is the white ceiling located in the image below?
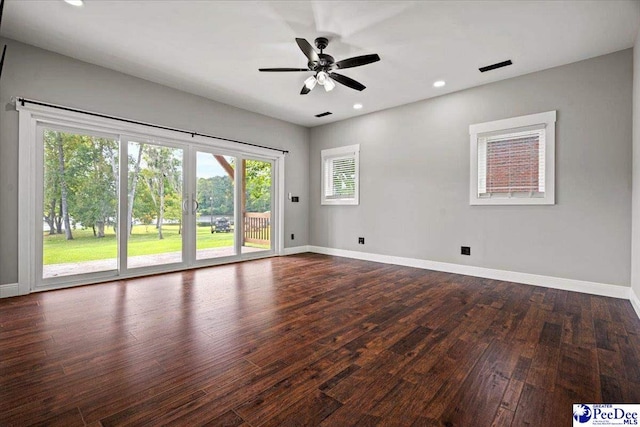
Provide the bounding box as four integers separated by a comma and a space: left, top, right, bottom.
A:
2, 1, 639, 127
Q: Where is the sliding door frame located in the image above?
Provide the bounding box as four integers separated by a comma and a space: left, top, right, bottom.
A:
238, 155, 276, 259
190, 146, 239, 267
17, 102, 285, 295
35, 122, 123, 288
119, 134, 190, 276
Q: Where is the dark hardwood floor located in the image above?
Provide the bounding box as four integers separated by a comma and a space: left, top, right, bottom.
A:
1, 253, 639, 426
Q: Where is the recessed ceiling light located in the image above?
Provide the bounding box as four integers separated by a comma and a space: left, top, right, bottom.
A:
353, 103, 363, 110
64, 0, 84, 6
433, 80, 446, 88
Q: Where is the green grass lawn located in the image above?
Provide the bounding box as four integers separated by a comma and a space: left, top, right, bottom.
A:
43, 224, 236, 264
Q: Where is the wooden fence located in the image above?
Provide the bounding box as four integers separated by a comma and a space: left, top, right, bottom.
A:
244, 212, 270, 246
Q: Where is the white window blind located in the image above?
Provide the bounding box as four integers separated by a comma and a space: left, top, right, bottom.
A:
324, 156, 356, 199
477, 127, 545, 197
321, 144, 359, 205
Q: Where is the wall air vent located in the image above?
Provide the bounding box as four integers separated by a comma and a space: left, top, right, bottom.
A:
479, 60, 513, 73
315, 111, 333, 118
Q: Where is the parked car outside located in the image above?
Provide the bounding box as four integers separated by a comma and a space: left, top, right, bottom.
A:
212, 217, 231, 233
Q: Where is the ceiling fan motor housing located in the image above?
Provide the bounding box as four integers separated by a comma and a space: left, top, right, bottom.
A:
309, 53, 335, 72
308, 37, 332, 71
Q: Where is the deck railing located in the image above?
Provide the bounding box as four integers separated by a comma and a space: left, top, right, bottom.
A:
243, 212, 270, 246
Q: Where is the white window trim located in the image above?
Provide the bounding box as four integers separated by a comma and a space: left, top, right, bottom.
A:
469, 110, 556, 206
321, 144, 360, 206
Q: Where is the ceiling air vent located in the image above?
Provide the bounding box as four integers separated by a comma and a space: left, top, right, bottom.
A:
315, 111, 333, 118
479, 60, 513, 73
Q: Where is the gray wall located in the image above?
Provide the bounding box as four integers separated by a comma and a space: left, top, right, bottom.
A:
0, 38, 310, 285
632, 31, 640, 298
310, 49, 633, 287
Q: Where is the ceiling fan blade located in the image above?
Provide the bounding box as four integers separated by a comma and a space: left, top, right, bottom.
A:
0, 45, 6, 80
295, 38, 320, 64
335, 54, 381, 70
329, 72, 366, 91
259, 68, 309, 72
300, 84, 311, 95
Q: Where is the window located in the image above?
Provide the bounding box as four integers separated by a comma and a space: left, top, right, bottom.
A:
321, 144, 360, 205
470, 111, 556, 205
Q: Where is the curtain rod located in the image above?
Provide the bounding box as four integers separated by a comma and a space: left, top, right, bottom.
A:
15, 97, 289, 155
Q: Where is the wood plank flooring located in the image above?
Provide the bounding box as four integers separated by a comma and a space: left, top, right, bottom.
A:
1, 253, 639, 426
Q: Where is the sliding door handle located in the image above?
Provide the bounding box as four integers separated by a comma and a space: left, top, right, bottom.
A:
192, 194, 199, 214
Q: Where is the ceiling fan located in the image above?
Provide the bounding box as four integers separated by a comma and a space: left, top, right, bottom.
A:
259, 37, 380, 95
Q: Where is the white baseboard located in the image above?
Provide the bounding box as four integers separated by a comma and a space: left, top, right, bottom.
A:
630, 288, 640, 319
281, 245, 311, 256
0, 283, 20, 298
306, 246, 631, 301
5, 246, 637, 320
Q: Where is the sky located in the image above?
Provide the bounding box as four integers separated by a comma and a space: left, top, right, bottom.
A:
197, 152, 230, 179
127, 141, 231, 179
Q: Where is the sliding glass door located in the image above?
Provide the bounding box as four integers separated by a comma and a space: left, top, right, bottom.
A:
195, 150, 236, 261
126, 140, 184, 269
39, 129, 189, 283
41, 126, 120, 280
192, 152, 276, 261
26, 106, 281, 292
241, 158, 273, 255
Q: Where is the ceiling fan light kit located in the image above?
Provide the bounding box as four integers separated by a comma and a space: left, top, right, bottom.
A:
323, 76, 335, 92
259, 37, 380, 95
316, 71, 328, 85
304, 75, 317, 90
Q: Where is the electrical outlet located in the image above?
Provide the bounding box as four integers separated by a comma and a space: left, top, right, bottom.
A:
358, 237, 365, 244
291, 233, 294, 240
461, 246, 471, 256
